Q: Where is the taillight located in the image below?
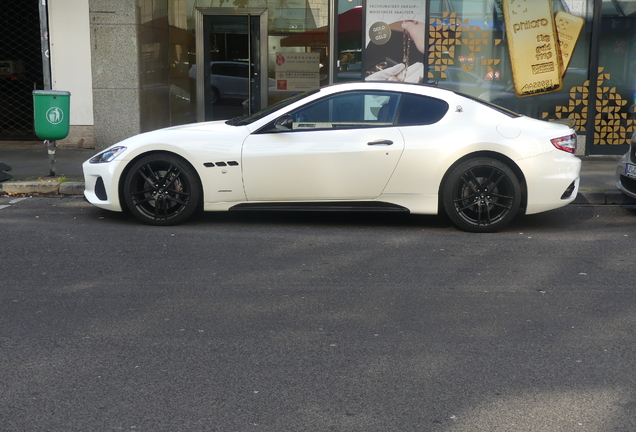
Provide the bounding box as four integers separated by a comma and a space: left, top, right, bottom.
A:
551, 134, 577, 154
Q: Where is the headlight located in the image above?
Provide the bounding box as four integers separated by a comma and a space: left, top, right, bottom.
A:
89, 146, 127, 163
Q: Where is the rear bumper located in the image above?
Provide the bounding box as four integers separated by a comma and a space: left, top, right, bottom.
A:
518, 151, 581, 215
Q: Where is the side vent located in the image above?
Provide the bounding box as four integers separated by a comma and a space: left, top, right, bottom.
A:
204, 161, 239, 167
560, 181, 576, 199
95, 176, 107, 201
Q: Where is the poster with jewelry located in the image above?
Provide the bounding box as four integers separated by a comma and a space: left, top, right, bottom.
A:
363, 0, 427, 83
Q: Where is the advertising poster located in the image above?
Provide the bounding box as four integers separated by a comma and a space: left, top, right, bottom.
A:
363, 0, 427, 83
502, 0, 583, 97
275, 52, 320, 92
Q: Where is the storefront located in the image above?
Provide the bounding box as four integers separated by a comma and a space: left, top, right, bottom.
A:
139, 0, 636, 155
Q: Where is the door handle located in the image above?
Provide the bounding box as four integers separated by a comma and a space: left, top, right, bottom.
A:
367, 139, 393, 146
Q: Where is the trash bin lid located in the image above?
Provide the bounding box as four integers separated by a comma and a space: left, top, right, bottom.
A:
32, 90, 71, 96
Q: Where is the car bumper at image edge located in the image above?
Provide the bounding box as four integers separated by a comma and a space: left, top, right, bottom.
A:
615, 153, 636, 200
82, 160, 123, 212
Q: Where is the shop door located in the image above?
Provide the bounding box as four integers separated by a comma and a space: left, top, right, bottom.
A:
195, 9, 268, 122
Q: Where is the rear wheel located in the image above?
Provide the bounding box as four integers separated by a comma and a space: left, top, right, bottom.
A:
442, 158, 521, 233
123, 153, 200, 226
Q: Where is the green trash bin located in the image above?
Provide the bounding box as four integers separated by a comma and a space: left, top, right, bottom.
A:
32, 90, 71, 141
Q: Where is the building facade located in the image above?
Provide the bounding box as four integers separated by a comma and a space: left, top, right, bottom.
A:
2, 0, 635, 156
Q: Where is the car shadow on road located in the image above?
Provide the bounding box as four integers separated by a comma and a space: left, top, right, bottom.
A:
83, 202, 636, 233
195, 210, 452, 231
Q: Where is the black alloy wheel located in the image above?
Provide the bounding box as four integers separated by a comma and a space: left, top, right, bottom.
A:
123, 153, 200, 226
442, 157, 521, 233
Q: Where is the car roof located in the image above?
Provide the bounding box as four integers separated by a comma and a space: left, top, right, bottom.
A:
316, 81, 459, 98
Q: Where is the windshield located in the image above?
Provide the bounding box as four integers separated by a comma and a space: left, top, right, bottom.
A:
229, 89, 320, 126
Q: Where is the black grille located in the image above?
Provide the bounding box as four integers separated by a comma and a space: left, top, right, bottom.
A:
631, 140, 636, 163
0, 0, 44, 140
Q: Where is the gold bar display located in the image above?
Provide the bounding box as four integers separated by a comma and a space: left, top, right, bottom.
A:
555, 11, 585, 73
503, 0, 562, 97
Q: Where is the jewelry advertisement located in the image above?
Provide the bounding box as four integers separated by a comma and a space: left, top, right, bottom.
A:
363, 0, 427, 83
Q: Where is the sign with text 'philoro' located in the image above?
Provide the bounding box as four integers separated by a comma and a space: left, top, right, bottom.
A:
503, 0, 563, 97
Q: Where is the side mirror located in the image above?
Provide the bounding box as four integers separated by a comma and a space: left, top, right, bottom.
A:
274, 114, 293, 131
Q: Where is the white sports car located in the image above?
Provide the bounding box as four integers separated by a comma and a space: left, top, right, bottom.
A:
83, 82, 580, 232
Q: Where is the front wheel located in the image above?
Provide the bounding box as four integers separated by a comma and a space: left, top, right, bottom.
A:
123, 153, 201, 226
442, 158, 521, 233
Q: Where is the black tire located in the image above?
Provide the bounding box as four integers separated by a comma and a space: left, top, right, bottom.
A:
123, 153, 200, 226
210, 86, 220, 104
442, 157, 521, 233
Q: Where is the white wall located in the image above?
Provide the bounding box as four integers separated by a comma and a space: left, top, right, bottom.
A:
48, 0, 94, 126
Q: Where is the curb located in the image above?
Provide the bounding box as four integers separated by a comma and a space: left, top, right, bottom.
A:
574, 190, 636, 206
0, 181, 85, 196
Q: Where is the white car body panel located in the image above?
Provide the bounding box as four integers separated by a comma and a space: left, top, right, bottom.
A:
83, 122, 251, 211
242, 127, 404, 201
517, 150, 581, 214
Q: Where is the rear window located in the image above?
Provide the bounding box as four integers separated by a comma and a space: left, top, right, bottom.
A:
397, 94, 449, 126
458, 93, 523, 118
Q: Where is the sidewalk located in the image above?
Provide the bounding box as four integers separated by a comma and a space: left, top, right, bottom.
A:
0, 141, 91, 195
0, 141, 633, 205
574, 155, 632, 205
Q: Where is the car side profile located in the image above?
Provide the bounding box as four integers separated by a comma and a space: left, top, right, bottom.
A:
83, 81, 581, 232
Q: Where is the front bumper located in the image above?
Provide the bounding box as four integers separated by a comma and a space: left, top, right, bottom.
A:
82, 159, 124, 212
616, 152, 636, 200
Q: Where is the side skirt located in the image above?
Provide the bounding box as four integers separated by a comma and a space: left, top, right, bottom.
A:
228, 201, 410, 213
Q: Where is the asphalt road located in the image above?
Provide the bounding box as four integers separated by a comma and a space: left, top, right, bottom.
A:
1, 197, 636, 431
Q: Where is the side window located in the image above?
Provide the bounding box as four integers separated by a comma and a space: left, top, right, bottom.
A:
226, 64, 238, 77
237, 64, 249, 78
287, 91, 401, 130
212, 63, 231, 76
397, 94, 449, 126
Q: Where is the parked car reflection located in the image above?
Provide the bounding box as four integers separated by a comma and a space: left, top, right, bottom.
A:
188, 61, 275, 104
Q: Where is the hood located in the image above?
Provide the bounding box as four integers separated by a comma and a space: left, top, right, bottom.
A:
117, 120, 245, 146
162, 119, 236, 133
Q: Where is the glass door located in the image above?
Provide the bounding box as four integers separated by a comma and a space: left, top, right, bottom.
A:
588, 0, 636, 154
195, 9, 268, 122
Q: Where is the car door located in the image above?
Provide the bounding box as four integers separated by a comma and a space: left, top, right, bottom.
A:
242, 91, 405, 201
